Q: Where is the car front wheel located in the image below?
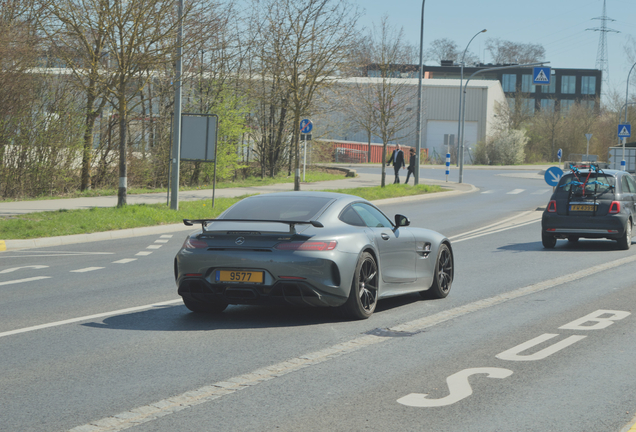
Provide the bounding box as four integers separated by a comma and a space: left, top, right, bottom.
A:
421, 243, 453, 299
341, 252, 378, 320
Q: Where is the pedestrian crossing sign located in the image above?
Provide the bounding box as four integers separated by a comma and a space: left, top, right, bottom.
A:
618, 124, 631, 138
533, 67, 551, 85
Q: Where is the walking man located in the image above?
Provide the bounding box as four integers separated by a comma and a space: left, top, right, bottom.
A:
387, 144, 405, 184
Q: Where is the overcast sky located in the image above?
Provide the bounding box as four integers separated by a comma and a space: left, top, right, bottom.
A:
352, 0, 636, 98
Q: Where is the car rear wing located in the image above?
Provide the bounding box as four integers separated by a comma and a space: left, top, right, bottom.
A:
183, 218, 324, 234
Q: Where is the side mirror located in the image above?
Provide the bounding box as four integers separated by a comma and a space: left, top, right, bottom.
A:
394, 214, 410, 227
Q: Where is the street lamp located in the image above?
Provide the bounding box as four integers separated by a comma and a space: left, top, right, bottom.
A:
459, 62, 548, 183
414, 0, 425, 185
455, 29, 486, 177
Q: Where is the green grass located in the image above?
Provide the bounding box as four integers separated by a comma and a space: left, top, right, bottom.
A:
0, 168, 345, 202
0, 183, 446, 240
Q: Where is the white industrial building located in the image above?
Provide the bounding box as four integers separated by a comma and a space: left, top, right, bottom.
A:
316, 77, 506, 164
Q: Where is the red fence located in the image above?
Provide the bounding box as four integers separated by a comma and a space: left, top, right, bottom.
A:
324, 140, 427, 163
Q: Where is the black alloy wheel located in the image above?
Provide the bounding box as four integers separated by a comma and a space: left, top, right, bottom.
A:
341, 252, 378, 320
542, 232, 557, 249
422, 243, 453, 299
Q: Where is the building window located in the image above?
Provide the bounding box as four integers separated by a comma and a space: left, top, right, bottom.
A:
368, 70, 380, 77
541, 99, 555, 112
582, 100, 595, 110
581, 76, 596, 95
521, 75, 535, 93
506, 98, 516, 111
522, 99, 535, 116
561, 76, 576, 94
561, 99, 575, 113
502, 74, 516, 92
540, 79, 556, 94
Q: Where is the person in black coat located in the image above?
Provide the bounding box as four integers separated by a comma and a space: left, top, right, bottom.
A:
387, 144, 405, 184
405, 148, 416, 184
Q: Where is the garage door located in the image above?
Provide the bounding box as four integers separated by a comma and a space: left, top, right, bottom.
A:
426, 120, 478, 164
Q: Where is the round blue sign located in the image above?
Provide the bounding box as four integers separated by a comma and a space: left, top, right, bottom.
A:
544, 166, 563, 187
300, 119, 313, 134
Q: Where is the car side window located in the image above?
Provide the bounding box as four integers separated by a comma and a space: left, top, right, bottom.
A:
339, 205, 365, 226
625, 175, 636, 194
351, 203, 393, 228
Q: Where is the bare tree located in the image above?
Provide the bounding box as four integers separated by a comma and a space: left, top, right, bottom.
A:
256, 0, 361, 190
341, 16, 417, 187
485, 38, 545, 64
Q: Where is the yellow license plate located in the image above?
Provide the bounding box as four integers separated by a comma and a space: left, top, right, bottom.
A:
570, 204, 596, 211
216, 270, 263, 284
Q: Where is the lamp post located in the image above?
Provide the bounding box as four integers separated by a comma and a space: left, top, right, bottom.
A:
455, 29, 486, 176
414, 0, 425, 185
459, 62, 548, 183
170, 0, 184, 210
625, 62, 636, 123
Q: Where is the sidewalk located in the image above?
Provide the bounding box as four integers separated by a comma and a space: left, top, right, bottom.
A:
0, 164, 528, 251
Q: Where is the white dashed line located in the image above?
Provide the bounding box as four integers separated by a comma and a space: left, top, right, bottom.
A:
146, 245, 162, 250
70, 267, 105, 273
154, 239, 170, 244
136, 251, 152, 256
160, 235, 173, 238
507, 189, 525, 194
112, 259, 138, 264
0, 276, 51, 286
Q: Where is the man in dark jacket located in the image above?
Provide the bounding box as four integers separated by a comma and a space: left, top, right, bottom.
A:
387, 144, 405, 184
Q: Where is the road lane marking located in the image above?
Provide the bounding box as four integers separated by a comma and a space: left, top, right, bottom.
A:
449, 210, 542, 243
154, 239, 170, 243
0, 276, 51, 286
135, 251, 152, 256
112, 259, 137, 264
0, 299, 182, 339
507, 189, 525, 194
160, 235, 173, 238
0, 265, 49, 274
70, 267, 105, 273
146, 245, 162, 249
67, 253, 636, 432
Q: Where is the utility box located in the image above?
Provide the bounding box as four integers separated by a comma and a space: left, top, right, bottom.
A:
608, 147, 636, 173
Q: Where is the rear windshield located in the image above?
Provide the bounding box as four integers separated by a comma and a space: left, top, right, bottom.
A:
557, 173, 615, 196
222, 196, 333, 221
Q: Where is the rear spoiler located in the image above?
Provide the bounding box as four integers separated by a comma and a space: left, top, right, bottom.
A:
183, 218, 324, 234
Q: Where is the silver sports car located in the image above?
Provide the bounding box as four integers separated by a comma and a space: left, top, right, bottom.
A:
174, 191, 453, 319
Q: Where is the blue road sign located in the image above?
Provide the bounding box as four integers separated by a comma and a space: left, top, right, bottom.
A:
618, 124, 631, 138
300, 119, 313, 134
557, 148, 562, 160
533, 67, 551, 85
544, 166, 563, 187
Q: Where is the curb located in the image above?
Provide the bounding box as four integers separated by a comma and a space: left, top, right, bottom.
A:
1, 182, 477, 252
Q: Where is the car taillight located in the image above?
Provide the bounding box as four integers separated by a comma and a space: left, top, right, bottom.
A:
547, 200, 557, 213
609, 201, 621, 214
183, 237, 208, 249
274, 241, 337, 251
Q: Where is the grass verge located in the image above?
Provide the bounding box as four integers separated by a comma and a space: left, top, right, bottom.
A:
0, 184, 445, 240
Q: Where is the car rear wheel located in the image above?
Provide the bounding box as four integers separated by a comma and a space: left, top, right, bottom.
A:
421, 243, 453, 299
542, 232, 557, 249
617, 220, 632, 250
182, 297, 228, 314
341, 252, 378, 320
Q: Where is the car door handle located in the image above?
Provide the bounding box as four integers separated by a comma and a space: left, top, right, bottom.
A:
381, 233, 390, 240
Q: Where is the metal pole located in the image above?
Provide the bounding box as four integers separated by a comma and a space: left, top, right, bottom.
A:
625, 62, 636, 123
170, 0, 183, 210
459, 62, 548, 183
456, 30, 486, 173
414, 0, 425, 186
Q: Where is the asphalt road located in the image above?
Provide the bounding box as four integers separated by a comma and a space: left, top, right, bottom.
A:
2, 167, 636, 432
